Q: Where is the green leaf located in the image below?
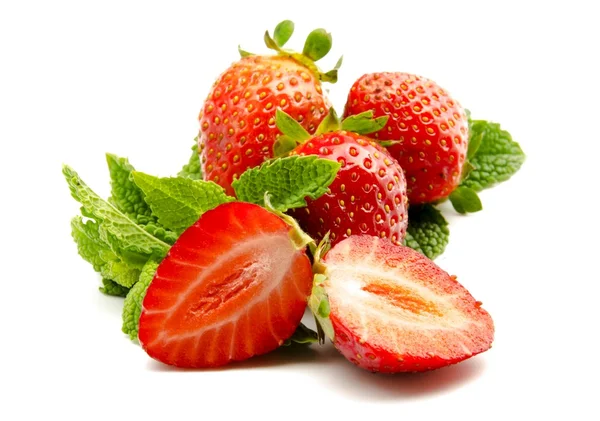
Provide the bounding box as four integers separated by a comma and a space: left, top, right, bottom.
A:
467, 130, 483, 160
302, 28, 332, 62
320, 69, 338, 84
232, 155, 340, 212
64, 165, 170, 259
341, 111, 389, 135
238, 45, 253, 58
308, 274, 334, 344
273, 135, 298, 157
122, 259, 160, 341
106, 154, 178, 244
449, 186, 483, 214
71, 216, 142, 288
276, 109, 311, 142
273, 20, 294, 47
137, 219, 178, 245
177, 140, 202, 180
264, 30, 282, 52
461, 120, 525, 191
131, 172, 235, 235
106, 154, 152, 220
99, 278, 130, 297
404, 205, 449, 260
315, 107, 340, 135
283, 323, 319, 346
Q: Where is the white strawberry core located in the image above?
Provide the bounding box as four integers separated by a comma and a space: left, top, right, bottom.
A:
324, 240, 481, 359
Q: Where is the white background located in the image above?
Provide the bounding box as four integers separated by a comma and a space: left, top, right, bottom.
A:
1, 0, 598, 419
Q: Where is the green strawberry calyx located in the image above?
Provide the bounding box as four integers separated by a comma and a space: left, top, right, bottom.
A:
308, 234, 335, 344
273, 108, 389, 156
238, 20, 343, 84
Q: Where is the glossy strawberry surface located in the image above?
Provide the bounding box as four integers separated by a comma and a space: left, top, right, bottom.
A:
344, 72, 468, 204
289, 131, 408, 247
199, 55, 330, 195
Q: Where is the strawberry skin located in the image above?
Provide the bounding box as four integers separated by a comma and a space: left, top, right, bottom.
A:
289, 131, 408, 247
138, 202, 313, 368
199, 55, 330, 196
343, 72, 468, 204
323, 235, 494, 373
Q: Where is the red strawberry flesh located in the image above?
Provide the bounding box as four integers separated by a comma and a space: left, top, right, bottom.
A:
138, 202, 313, 368
323, 235, 494, 373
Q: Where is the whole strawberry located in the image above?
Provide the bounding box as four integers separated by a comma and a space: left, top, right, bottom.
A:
343, 72, 469, 205
278, 109, 408, 247
199, 21, 341, 195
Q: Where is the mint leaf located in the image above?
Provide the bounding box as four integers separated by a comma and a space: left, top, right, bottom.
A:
136, 219, 179, 245
404, 205, 449, 260
106, 154, 179, 244
71, 216, 142, 288
63, 165, 170, 259
131, 172, 234, 235
106, 154, 152, 220
461, 120, 525, 191
449, 186, 483, 214
99, 278, 130, 297
232, 155, 340, 212
122, 258, 160, 341
178, 141, 202, 180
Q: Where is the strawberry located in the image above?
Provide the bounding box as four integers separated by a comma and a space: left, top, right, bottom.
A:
343, 72, 469, 204
138, 202, 313, 368
321, 235, 494, 373
277, 109, 408, 248
199, 21, 341, 196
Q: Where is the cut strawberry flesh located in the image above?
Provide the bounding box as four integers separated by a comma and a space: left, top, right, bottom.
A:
138, 202, 313, 368
323, 235, 494, 372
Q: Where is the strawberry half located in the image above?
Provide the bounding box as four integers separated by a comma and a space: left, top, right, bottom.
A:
321, 235, 494, 373
138, 202, 313, 368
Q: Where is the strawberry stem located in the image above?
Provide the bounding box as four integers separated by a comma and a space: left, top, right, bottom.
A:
263, 192, 315, 250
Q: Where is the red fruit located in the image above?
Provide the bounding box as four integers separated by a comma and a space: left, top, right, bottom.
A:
343, 72, 469, 204
138, 202, 313, 368
289, 131, 408, 247
199, 55, 330, 195
323, 235, 494, 373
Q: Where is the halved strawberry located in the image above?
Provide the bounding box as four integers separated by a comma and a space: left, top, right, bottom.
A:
321, 235, 494, 373
138, 202, 313, 368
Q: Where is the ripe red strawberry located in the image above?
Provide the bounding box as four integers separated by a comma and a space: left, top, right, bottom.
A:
288, 130, 408, 247
138, 202, 313, 368
322, 235, 494, 373
343, 72, 469, 204
199, 22, 341, 196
